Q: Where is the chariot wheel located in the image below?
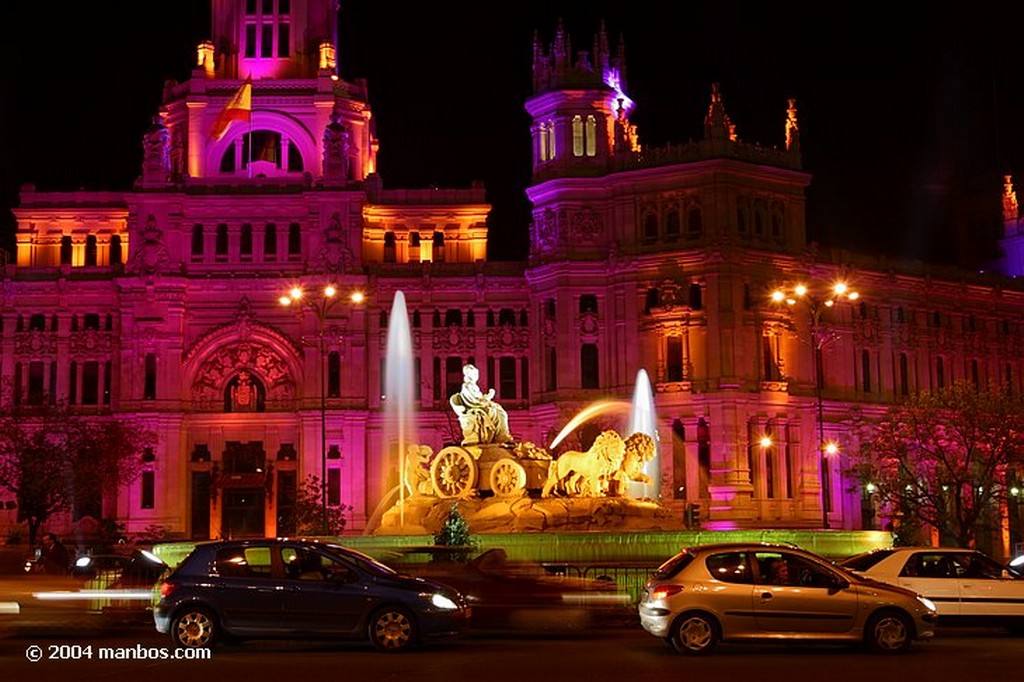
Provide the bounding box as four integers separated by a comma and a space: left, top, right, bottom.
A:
430, 446, 478, 498
489, 458, 527, 495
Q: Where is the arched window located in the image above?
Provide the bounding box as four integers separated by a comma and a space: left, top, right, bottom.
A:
328, 351, 341, 397
539, 121, 555, 162
643, 213, 658, 243
572, 115, 584, 157
665, 210, 680, 240
686, 208, 703, 239
240, 224, 253, 260
585, 115, 597, 157
498, 309, 516, 326
383, 232, 396, 263
287, 222, 301, 259
215, 224, 229, 261
445, 309, 462, 327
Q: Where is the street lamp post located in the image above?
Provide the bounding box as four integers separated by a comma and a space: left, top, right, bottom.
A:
280, 283, 364, 535
770, 280, 859, 529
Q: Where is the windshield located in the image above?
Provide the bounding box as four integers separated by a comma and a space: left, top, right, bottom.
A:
839, 549, 895, 572
322, 544, 399, 576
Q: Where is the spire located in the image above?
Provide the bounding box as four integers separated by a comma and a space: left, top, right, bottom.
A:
1003, 175, 1018, 222
553, 19, 568, 68
704, 83, 736, 142
595, 20, 610, 74
785, 98, 800, 153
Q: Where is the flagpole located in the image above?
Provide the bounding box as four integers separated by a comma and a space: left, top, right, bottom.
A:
247, 92, 253, 179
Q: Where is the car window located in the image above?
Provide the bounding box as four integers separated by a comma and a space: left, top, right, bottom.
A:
705, 552, 752, 584
652, 552, 695, 580
951, 552, 1004, 580
840, 550, 895, 572
214, 546, 273, 578
899, 552, 953, 578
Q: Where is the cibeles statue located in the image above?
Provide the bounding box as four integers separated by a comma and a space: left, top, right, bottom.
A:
450, 364, 513, 446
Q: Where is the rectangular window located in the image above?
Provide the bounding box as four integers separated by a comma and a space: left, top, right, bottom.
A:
328, 351, 340, 398
520, 357, 529, 400
277, 23, 289, 57
261, 24, 273, 58
861, 349, 872, 393
245, 24, 257, 58
215, 224, 229, 261
28, 361, 45, 405
68, 362, 78, 405
191, 224, 204, 260
581, 343, 599, 389
936, 357, 945, 389
288, 223, 301, 258
264, 223, 277, 258
49, 361, 57, 405
899, 353, 909, 396
82, 361, 99, 405
240, 224, 253, 260
667, 336, 684, 382
499, 357, 517, 399
327, 468, 341, 506
141, 471, 155, 509
445, 357, 463, 400
546, 347, 557, 392
103, 361, 112, 405
144, 353, 157, 400
433, 357, 441, 402
85, 235, 98, 266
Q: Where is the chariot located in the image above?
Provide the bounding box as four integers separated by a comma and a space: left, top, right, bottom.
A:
429, 443, 551, 499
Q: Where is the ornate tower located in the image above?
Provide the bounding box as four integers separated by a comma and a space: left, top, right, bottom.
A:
525, 21, 638, 184
151, 0, 377, 184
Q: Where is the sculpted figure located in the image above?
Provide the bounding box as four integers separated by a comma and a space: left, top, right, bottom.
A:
449, 364, 513, 446
541, 430, 626, 498
608, 432, 656, 497
404, 444, 435, 497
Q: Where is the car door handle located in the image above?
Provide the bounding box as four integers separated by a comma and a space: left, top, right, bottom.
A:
761, 592, 774, 600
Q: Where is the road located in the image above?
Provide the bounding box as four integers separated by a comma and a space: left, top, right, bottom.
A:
1, 625, 1021, 682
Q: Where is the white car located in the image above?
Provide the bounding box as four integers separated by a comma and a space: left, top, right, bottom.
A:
840, 547, 1024, 634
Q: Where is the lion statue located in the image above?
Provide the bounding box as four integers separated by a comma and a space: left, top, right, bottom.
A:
608, 432, 656, 497
541, 430, 626, 498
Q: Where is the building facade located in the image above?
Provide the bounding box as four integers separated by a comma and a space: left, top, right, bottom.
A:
4, 0, 1024, 541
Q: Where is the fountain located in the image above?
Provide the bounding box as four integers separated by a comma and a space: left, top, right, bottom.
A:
627, 369, 660, 500
382, 291, 417, 527
371, 355, 681, 535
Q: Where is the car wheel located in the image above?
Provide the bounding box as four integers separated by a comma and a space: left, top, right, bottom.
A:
170, 606, 218, 648
865, 610, 912, 654
670, 612, 719, 655
369, 606, 417, 653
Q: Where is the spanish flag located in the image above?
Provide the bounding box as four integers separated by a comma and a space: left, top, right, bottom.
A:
210, 77, 252, 141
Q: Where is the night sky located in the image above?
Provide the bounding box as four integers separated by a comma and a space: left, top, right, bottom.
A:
3, 3, 1024, 265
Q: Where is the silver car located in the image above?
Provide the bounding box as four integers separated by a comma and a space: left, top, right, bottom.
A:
638, 543, 936, 655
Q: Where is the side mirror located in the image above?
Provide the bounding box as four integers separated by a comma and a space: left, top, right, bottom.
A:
830, 575, 850, 593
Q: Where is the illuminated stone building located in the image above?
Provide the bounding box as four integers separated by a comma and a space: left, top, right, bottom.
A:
4, 0, 1024, 540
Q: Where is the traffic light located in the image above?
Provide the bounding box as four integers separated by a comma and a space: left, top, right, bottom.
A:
685, 502, 702, 529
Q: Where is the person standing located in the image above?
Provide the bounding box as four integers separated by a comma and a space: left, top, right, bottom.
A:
36, 532, 70, 574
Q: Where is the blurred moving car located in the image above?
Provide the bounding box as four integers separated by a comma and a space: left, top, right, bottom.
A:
839, 546, 1024, 633
4, 548, 168, 633
384, 547, 632, 633
638, 543, 936, 655
154, 539, 470, 652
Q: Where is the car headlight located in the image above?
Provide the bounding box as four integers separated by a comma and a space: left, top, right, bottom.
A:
917, 596, 937, 612
430, 593, 459, 610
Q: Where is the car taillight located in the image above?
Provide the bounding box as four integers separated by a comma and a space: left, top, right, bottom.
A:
651, 585, 685, 600
159, 580, 177, 598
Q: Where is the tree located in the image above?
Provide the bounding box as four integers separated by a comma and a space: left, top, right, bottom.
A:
0, 404, 155, 547
433, 503, 475, 562
281, 475, 349, 536
848, 381, 1024, 548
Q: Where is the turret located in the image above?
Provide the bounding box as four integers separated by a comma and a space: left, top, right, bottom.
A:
525, 21, 638, 182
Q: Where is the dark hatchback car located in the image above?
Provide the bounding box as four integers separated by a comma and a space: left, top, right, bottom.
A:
154, 539, 469, 652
